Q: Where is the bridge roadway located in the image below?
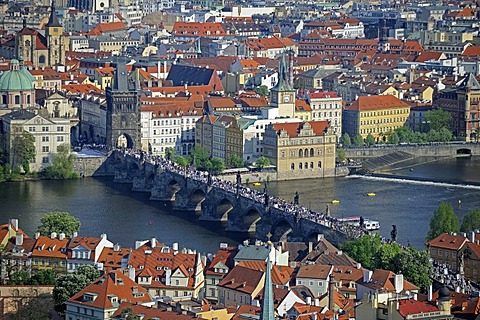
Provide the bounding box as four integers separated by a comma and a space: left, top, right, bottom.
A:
344, 142, 480, 158
112, 150, 366, 245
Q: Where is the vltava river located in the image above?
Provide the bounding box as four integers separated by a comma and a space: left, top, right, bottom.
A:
1, 156, 480, 252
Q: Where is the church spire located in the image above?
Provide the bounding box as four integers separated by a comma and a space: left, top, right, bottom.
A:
47, 0, 62, 28
271, 52, 293, 92
260, 245, 275, 320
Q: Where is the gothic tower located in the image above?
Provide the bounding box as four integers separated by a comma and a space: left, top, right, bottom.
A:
45, 2, 65, 66
270, 53, 295, 118
106, 58, 141, 150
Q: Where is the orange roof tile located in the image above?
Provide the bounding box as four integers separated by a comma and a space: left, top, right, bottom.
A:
346, 95, 410, 111
272, 120, 330, 138
426, 233, 468, 250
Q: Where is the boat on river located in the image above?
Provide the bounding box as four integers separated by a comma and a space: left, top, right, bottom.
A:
337, 216, 380, 231
367, 192, 376, 197
331, 200, 340, 205
253, 182, 262, 186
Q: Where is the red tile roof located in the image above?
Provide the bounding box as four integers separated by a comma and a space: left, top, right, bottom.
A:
426, 233, 468, 250
309, 91, 339, 99
346, 95, 410, 111
68, 270, 153, 309
295, 99, 312, 112
172, 22, 229, 37
272, 120, 330, 138
32, 235, 69, 259
398, 299, 438, 317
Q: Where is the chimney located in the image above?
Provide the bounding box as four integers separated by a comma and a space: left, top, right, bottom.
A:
113, 243, 121, 252
172, 242, 179, 252
101, 233, 107, 240
356, 263, 361, 269
15, 233, 23, 246
151, 238, 156, 248
308, 241, 313, 252
165, 269, 172, 286
328, 274, 335, 311
59, 233, 65, 241
50, 232, 57, 239
72, 232, 78, 238
314, 297, 320, 306
110, 272, 117, 285
128, 267, 135, 281
34, 232, 40, 239
9, 219, 18, 231
427, 284, 433, 302
363, 270, 372, 282
394, 274, 404, 293
470, 231, 475, 243
306, 296, 312, 305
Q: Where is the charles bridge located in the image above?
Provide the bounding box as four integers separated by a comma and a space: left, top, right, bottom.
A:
112, 150, 355, 245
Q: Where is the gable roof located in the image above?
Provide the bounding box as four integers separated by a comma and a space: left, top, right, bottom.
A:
271, 121, 330, 138
426, 233, 468, 250
359, 269, 418, 292
68, 270, 153, 310
217, 265, 264, 294
398, 299, 439, 317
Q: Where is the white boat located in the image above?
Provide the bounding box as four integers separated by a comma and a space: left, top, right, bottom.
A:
337, 216, 380, 231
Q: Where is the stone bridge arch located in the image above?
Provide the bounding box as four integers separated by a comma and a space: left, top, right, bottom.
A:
457, 148, 472, 156
145, 172, 156, 190
271, 219, 294, 242
215, 198, 235, 221
238, 206, 262, 233
189, 188, 207, 212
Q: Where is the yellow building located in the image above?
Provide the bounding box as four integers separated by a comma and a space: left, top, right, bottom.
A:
94, 67, 114, 90
263, 120, 336, 180
294, 99, 312, 121
225, 116, 243, 167
343, 95, 411, 141
31, 235, 69, 275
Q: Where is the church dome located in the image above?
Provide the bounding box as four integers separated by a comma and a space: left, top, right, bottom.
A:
0, 59, 35, 92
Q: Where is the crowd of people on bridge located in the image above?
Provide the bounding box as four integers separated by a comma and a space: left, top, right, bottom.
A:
120, 149, 367, 238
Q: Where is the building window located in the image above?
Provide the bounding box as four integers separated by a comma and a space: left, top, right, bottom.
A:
57, 136, 64, 142
318, 161, 322, 168
291, 163, 295, 170
299, 149, 303, 157
57, 126, 64, 132
310, 148, 314, 157
42, 136, 49, 142
299, 163, 303, 169
42, 146, 49, 152
310, 162, 314, 168
42, 127, 49, 132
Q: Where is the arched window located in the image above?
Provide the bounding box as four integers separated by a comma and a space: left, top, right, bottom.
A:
304, 148, 308, 157
39, 55, 46, 64
299, 162, 302, 169
25, 40, 31, 47
310, 148, 314, 157
305, 162, 308, 169
318, 161, 322, 168
299, 149, 303, 157
14, 95, 20, 104
2, 94, 7, 104
27, 95, 31, 104
310, 162, 314, 168
291, 163, 295, 170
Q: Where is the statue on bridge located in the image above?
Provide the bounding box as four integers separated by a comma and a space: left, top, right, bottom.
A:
391, 225, 397, 242
236, 171, 241, 185
360, 216, 364, 228
207, 172, 213, 186
294, 191, 299, 205
264, 185, 269, 207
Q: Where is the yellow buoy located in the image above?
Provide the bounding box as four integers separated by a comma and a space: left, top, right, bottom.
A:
253, 182, 262, 186
368, 192, 376, 197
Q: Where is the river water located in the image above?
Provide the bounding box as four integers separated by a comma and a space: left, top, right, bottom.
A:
1, 156, 480, 253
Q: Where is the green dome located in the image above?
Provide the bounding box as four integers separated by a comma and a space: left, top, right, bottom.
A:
0, 60, 35, 92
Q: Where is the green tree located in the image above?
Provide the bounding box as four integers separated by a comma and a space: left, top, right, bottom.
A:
393, 246, 433, 292
336, 148, 346, 162
11, 131, 35, 173
209, 157, 225, 174
426, 202, 459, 241
37, 211, 81, 238
255, 156, 271, 169
353, 133, 364, 147
173, 154, 189, 167
53, 265, 100, 316
460, 209, 480, 233
165, 147, 175, 161
189, 145, 210, 170
7, 270, 30, 285
30, 269, 56, 285
229, 154, 244, 168
424, 109, 452, 131
388, 132, 400, 144
340, 133, 351, 147
341, 234, 383, 270
254, 85, 269, 96
365, 133, 375, 146
41, 144, 78, 179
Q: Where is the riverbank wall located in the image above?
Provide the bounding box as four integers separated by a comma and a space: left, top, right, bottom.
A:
72, 153, 115, 177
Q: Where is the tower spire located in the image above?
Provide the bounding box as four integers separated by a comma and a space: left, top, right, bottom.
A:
271, 52, 293, 92
260, 245, 275, 320
47, 0, 62, 28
